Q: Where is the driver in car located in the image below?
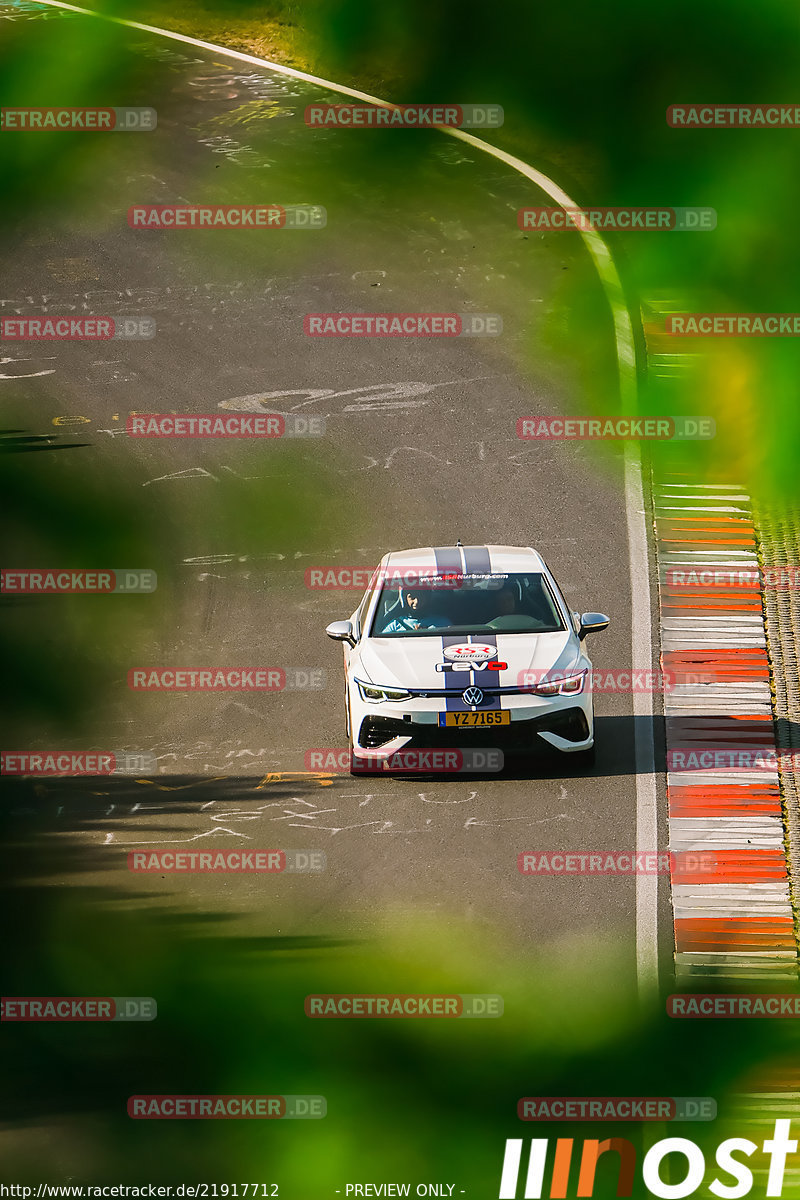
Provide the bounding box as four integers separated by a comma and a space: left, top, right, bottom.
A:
490, 580, 555, 628
490, 584, 518, 619
382, 587, 452, 632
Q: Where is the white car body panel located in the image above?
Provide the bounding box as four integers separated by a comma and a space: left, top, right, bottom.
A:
328, 545, 606, 770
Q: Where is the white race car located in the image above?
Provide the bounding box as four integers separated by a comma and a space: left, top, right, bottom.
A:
325, 544, 609, 774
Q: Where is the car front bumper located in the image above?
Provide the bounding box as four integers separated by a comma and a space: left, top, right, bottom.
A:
349, 688, 594, 764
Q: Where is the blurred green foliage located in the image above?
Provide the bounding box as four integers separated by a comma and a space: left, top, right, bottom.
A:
81, 0, 800, 496
2, 3, 799, 1190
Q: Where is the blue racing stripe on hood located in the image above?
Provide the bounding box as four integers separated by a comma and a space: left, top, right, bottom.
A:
440, 632, 499, 711
432, 546, 463, 575
462, 545, 491, 575
434, 546, 499, 712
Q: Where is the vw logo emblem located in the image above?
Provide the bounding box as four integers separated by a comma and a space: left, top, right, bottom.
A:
462, 686, 484, 707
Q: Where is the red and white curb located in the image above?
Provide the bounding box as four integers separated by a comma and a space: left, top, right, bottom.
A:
655, 478, 796, 981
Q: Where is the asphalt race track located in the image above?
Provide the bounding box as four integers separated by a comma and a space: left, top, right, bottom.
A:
0, 7, 669, 1008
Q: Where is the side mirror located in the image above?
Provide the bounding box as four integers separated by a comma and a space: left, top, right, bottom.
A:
326, 619, 356, 646
579, 612, 609, 640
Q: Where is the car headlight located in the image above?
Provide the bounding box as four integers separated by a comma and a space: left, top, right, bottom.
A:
357, 681, 412, 703
534, 680, 560, 696
534, 670, 586, 696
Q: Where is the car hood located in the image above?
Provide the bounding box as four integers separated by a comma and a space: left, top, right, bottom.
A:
355, 632, 579, 689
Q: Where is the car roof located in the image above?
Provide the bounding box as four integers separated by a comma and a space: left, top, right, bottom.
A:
380, 545, 547, 574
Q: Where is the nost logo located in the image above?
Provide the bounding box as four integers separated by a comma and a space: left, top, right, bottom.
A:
499, 1119, 797, 1198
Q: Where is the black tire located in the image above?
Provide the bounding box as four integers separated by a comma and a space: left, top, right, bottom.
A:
349, 746, 379, 776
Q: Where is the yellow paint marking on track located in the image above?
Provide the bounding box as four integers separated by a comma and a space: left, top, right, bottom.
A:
255, 772, 335, 789
132, 777, 227, 790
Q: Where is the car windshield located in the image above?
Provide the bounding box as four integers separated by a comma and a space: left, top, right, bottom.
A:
369, 572, 566, 637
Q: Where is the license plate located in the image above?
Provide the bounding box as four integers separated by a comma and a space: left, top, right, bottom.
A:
439, 710, 511, 727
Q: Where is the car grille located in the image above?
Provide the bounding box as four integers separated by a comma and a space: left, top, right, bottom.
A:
358, 708, 589, 750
